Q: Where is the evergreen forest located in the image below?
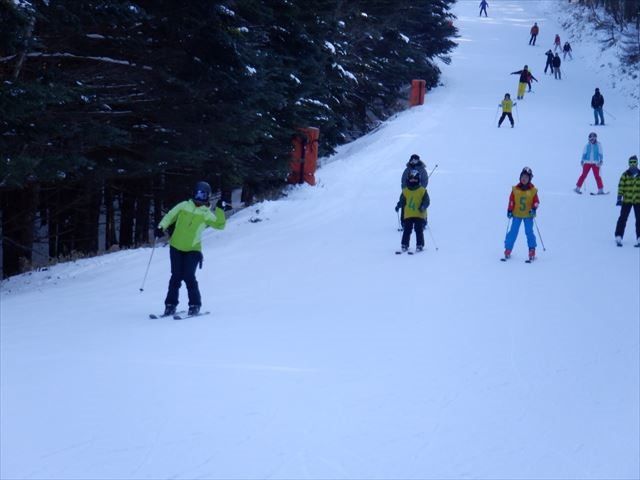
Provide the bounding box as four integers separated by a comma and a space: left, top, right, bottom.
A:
0, 0, 458, 277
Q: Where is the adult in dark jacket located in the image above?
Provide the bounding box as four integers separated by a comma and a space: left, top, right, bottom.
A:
544, 49, 554, 74
479, 0, 488, 17
401, 154, 428, 189
552, 53, 561, 79
591, 88, 605, 125
526, 70, 538, 92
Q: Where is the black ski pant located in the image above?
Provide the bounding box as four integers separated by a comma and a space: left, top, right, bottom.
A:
544, 61, 553, 74
498, 112, 514, 127
529, 34, 537, 45
401, 217, 426, 248
615, 203, 640, 239
165, 246, 203, 307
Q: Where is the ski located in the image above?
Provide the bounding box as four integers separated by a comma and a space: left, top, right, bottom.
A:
500, 257, 510, 262
173, 311, 210, 320
525, 257, 536, 263
590, 191, 610, 195
149, 310, 185, 319
395, 249, 422, 255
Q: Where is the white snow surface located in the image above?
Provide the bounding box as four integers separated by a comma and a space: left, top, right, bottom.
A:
1, 1, 639, 479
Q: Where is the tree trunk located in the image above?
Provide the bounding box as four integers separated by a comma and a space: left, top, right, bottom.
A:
1, 186, 36, 278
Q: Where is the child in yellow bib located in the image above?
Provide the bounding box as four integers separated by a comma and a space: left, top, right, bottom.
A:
395, 170, 430, 252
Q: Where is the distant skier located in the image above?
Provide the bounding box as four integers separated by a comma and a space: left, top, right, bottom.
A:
526, 69, 538, 92
395, 170, 430, 253
479, 0, 488, 17
552, 53, 561, 79
155, 181, 226, 316
529, 23, 539, 45
544, 49, 554, 74
504, 167, 539, 261
553, 34, 561, 52
591, 87, 605, 126
614, 155, 640, 247
574, 132, 605, 195
563, 41, 573, 60
497, 93, 515, 128
510, 65, 530, 99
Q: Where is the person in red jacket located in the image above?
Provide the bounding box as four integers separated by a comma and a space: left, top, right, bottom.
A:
529, 23, 539, 45
503, 167, 540, 261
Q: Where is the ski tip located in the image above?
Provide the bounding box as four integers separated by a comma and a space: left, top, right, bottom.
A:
149, 314, 159, 319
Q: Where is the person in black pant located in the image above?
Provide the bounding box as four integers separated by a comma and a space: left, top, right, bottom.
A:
591, 88, 605, 125
614, 155, 640, 247
544, 49, 554, 74
529, 23, 539, 45
552, 53, 561, 79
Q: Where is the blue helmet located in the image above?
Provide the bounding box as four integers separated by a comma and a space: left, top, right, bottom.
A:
193, 181, 211, 202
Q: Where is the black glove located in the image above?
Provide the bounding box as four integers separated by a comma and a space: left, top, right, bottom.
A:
154, 226, 164, 238
216, 199, 226, 209
616, 195, 623, 206
395, 204, 400, 212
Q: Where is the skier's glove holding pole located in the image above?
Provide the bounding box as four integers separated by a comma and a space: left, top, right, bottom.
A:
154, 226, 164, 238
507, 210, 513, 219
616, 195, 623, 206
529, 209, 537, 218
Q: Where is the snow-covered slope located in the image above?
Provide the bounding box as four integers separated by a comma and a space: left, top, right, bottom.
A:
2, 1, 639, 478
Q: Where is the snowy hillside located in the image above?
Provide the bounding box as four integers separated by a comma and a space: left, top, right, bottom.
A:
1, 1, 639, 479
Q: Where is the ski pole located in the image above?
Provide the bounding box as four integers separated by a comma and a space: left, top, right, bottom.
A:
397, 209, 403, 231
139, 237, 156, 292
506, 216, 512, 235
514, 103, 520, 122
604, 109, 616, 120
534, 218, 546, 251
493, 106, 500, 124
426, 224, 439, 251
428, 164, 439, 178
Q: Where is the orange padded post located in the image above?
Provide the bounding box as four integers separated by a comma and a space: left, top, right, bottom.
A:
409, 79, 426, 107
287, 127, 319, 185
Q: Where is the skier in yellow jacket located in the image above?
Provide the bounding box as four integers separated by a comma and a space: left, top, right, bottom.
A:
155, 181, 226, 316
395, 170, 430, 253
498, 93, 516, 128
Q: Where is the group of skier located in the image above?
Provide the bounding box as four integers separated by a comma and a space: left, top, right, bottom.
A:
147, 2, 639, 316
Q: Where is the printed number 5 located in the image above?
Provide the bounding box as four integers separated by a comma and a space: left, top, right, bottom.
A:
519, 196, 527, 212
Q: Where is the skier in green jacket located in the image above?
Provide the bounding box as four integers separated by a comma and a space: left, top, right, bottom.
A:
155, 181, 226, 316
615, 155, 640, 247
